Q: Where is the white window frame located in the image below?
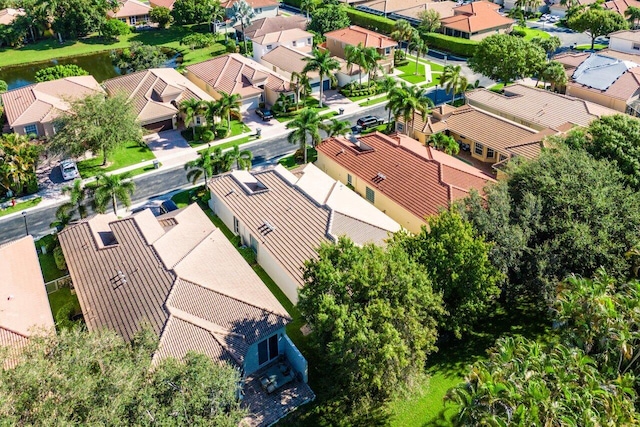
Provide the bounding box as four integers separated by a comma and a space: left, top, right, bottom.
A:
347, 174, 352, 186
130, 16, 137, 25
24, 124, 37, 136
486, 148, 495, 159
474, 142, 484, 156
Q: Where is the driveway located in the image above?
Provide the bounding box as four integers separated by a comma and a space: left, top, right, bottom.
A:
144, 129, 197, 166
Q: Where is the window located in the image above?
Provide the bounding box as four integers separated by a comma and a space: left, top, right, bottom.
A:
258, 335, 278, 365
307, 38, 312, 44
195, 116, 202, 125
256, 7, 262, 12
130, 16, 137, 25
266, 44, 273, 50
499, 154, 508, 162
292, 40, 297, 46
384, 47, 390, 55
347, 174, 352, 186
233, 216, 239, 234
397, 122, 404, 132
24, 124, 37, 136
634, 43, 640, 51
366, 187, 375, 203
474, 142, 484, 156
119, 18, 126, 23
486, 148, 495, 159
250, 234, 258, 254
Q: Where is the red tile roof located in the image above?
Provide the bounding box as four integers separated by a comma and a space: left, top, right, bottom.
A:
324, 25, 397, 49
316, 132, 495, 221
441, 1, 514, 33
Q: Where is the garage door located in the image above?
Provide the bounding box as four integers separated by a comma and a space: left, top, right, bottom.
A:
323, 79, 330, 90
144, 119, 173, 133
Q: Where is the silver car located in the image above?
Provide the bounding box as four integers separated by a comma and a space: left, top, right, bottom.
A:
60, 159, 80, 181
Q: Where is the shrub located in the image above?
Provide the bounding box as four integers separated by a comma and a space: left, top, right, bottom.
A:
238, 40, 253, 55
238, 246, 257, 265
181, 33, 216, 50
202, 129, 215, 142
282, 0, 302, 7
225, 40, 237, 53
53, 246, 67, 271
422, 33, 479, 57
511, 27, 527, 37
345, 8, 395, 34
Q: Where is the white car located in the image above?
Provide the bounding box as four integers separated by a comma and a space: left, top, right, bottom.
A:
60, 159, 80, 181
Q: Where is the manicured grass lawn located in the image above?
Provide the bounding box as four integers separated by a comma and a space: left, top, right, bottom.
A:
576, 44, 607, 51
184, 120, 251, 148
319, 111, 338, 119
397, 62, 428, 84
0, 24, 225, 68
77, 141, 155, 179
361, 123, 388, 134
36, 235, 67, 282
358, 96, 388, 107
127, 163, 162, 177
405, 55, 445, 73
275, 98, 329, 122
48, 288, 81, 320
515, 25, 550, 41
278, 148, 317, 169
0, 197, 41, 217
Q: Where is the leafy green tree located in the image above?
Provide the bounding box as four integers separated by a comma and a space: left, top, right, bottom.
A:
230, 0, 255, 55
567, 6, 629, 50
626, 6, 640, 29
216, 91, 241, 137
320, 118, 351, 137
300, 0, 317, 21
171, 0, 220, 25
446, 336, 639, 426
302, 48, 340, 108
0, 327, 245, 425
179, 98, 205, 138
51, 92, 142, 166
531, 35, 561, 58
417, 9, 441, 33
224, 144, 252, 170
94, 171, 135, 215
101, 18, 130, 40
428, 132, 459, 155
51, 0, 118, 39
111, 41, 167, 73
298, 237, 445, 407
345, 42, 367, 86
34, 64, 89, 82
391, 210, 502, 337
539, 60, 567, 90
180, 32, 216, 50
469, 34, 546, 84
0, 79, 8, 93
286, 108, 321, 164
308, 4, 350, 35
0, 133, 40, 197
462, 148, 640, 309
150, 5, 172, 28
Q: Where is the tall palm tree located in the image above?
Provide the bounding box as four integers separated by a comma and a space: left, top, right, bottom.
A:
409, 35, 427, 76
224, 145, 253, 170
286, 108, 321, 164
216, 91, 242, 137
94, 172, 135, 215
56, 179, 89, 226
440, 64, 465, 104
300, 0, 316, 21
0, 133, 40, 196
201, 99, 220, 129
179, 98, 204, 138
185, 148, 215, 185
363, 47, 383, 81
291, 71, 311, 109
386, 83, 432, 135
385, 84, 406, 125
303, 49, 340, 108
345, 43, 367, 86
320, 118, 351, 137
230, 0, 255, 55
391, 19, 415, 55
625, 6, 640, 29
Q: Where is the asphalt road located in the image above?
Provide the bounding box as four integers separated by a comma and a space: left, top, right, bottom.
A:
0, 104, 389, 245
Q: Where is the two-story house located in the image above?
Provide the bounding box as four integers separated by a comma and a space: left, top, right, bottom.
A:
324, 25, 397, 75
252, 28, 314, 61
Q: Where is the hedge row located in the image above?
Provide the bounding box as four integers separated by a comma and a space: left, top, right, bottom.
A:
282, 0, 302, 8
421, 33, 479, 57
344, 9, 396, 35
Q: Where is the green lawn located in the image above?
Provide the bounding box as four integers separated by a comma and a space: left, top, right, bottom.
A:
358, 96, 388, 107
516, 25, 550, 41
0, 24, 226, 68
127, 162, 162, 177
0, 197, 41, 218
77, 141, 155, 179
576, 44, 607, 51
319, 111, 338, 120
278, 148, 317, 169
275, 98, 330, 123
184, 120, 251, 148
36, 235, 67, 283
397, 62, 428, 84
48, 288, 81, 320
404, 55, 445, 73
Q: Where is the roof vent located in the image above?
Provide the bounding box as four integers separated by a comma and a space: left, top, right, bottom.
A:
373, 172, 386, 183
258, 221, 276, 236
110, 270, 127, 290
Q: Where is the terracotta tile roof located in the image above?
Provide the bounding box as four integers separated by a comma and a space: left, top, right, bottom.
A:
324, 25, 397, 49
252, 28, 313, 45
222, 0, 279, 9
186, 54, 290, 99
107, 0, 151, 18
465, 84, 618, 130
316, 132, 495, 222
238, 15, 307, 40
603, 0, 640, 16
260, 46, 319, 78
610, 29, 640, 43
441, 1, 513, 33
59, 204, 291, 369
360, 0, 457, 19
554, 51, 591, 68
149, 0, 176, 9
599, 48, 640, 63
208, 165, 399, 289
103, 68, 213, 125
0, 7, 24, 25
1, 76, 104, 128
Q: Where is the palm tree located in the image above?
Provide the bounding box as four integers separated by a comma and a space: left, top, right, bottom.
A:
345, 43, 367, 86
363, 47, 383, 81
540, 61, 568, 91
274, 93, 294, 115
56, 179, 89, 222
291, 71, 311, 109
230, 0, 256, 56
303, 49, 340, 108
201, 99, 220, 129
320, 118, 351, 137
286, 108, 321, 164
300, 0, 316, 21
440, 64, 465, 104
185, 148, 215, 185
224, 145, 253, 170
386, 83, 433, 135
94, 172, 135, 215
378, 75, 397, 94
409, 35, 427, 76
625, 6, 640, 29
428, 133, 459, 155
179, 98, 204, 138
385, 84, 406, 125
391, 19, 415, 55
216, 91, 242, 137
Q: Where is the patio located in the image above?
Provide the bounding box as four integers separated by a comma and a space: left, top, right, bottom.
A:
454, 149, 499, 178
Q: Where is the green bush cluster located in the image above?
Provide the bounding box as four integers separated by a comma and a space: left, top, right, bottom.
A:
53, 246, 67, 271
282, 0, 302, 7
345, 8, 396, 34
510, 27, 527, 38
422, 33, 479, 57
340, 81, 383, 97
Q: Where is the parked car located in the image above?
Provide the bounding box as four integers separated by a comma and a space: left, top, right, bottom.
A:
351, 125, 362, 134
60, 159, 80, 181
357, 115, 384, 129
131, 199, 179, 216
256, 108, 273, 121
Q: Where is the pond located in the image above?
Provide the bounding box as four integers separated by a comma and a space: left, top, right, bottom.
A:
0, 49, 181, 90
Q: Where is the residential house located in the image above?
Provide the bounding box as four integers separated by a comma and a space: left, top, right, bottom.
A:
554, 50, 640, 115
58, 204, 314, 426
0, 8, 25, 26
208, 164, 401, 303
315, 132, 495, 233
440, 1, 514, 40
0, 236, 55, 368
102, 68, 214, 133
149, 0, 176, 10
609, 30, 640, 55
260, 46, 324, 93
356, 0, 457, 25
465, 84, 618, 131
185, 53, 292, 110
550, 0, 640, 18
223, 0, 279, 21
1, 76, 105, 137
398, 104, 553, 171
107, 0, 152, 26
324, 25, 397, 74
236, 15, 307, 41
252, 28, 314, 61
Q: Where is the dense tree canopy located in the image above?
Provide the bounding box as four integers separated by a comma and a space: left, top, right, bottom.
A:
101, 18, 130, 40
51, 0, 118, 39
462, 148, 640, 308
468, 34, 546, 84
298, 238, 444, 407
308, 4, 350, 35
567, 6, 629, 49
390, 210, 502, 338
171, 0, 220, 25
34, 64, 89, 82
0, 328, 245, 425
150, 6, 173, 28
51, 93, 142, 165
111, 41, 167, 73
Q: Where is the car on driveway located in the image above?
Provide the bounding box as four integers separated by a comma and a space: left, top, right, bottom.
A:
60, 159, 80, 181
357, 115, 384, 129
256, 108, 273, 121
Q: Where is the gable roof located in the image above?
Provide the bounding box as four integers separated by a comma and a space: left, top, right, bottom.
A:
1, 76, 104, 128
149, 0, 176, 9
324, 25, 397, 49
609, 29, 640, 43
0, 7, 24, 25
58, 203, 290, 366
441, 1, 513, 33
103, 68, 214, 125
359, 0, 457, 20
316, 132, 496, 223
237, 15, 307, 40
186, 54, 290, 99
208, 165, 400, 289
260, 45, 319, 78
465, 84, 618, 130
107, 0, 151, 18
252, 28, 313, 46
